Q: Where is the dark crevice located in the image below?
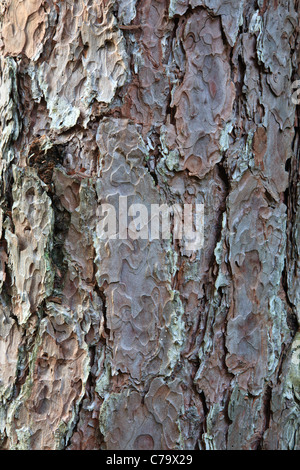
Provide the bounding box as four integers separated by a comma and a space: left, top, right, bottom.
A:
264, 385, 272, 431
50, 194, 71, 297
223, 389, 233, 428
216, 160, 230, 197
199, 392, 209, 416
14, 314, 41, 398
165, 14, 180, 130
1, 171, 15, 316
27, 140, 64, 189
94, 281, 110, 338
166, 101, 177, 128
27, 141, 72, 298
0, 165, 14, 214
1, 261, 13, 313
275, 342, 289, 385
65, 392, 85, 448
148, 163, 159, 187
198, 390, 209, 448
283, 260, 299, 336
143, 131, 161, 186
209, 162, 230, 275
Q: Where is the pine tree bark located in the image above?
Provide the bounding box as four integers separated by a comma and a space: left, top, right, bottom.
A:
0, 0, 299, 450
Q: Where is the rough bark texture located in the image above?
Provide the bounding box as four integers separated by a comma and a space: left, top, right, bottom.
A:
0, 0, 299, 450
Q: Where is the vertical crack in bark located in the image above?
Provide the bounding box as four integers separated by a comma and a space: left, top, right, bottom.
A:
198, 390, 209, 450
94, 281, 110, 339
50, 193, 71, 298
257, 385, 273, 450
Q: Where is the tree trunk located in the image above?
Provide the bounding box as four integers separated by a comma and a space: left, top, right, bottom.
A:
0, 0, 299, 450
